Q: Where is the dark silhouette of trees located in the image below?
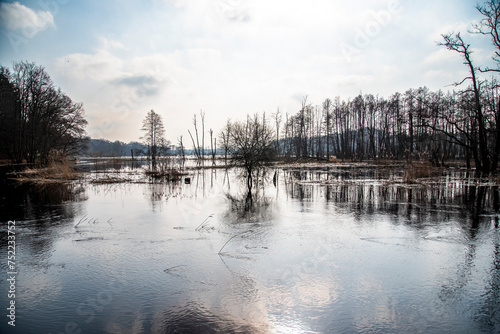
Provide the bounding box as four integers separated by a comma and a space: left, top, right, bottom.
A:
473, 0, 500, 170
276, 84, 500, 169
141, 109, 167, 168
0, 68, 19, 160
86, 139, 146, 157
0, 61, 87, 165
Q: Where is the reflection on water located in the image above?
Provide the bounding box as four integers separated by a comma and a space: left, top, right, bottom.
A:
285, 168, 498, 229
1, 165, 500, 333
0, 179, 87, 264
0, 181, 87, 222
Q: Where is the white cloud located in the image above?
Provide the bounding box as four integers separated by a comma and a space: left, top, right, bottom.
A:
99, 37, 127, 51
422, 48, 460, 66
0, 2, 54, 37
54, 47, 188, 140
56, 50, 123, 81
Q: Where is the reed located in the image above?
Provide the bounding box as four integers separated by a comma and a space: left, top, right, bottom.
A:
14, 158, 79, 183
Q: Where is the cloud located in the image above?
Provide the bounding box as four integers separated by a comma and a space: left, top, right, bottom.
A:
0, 1, 54, 37
56, 50, 123, 81
110, 74, 164, 97
422, 48, 460, 66
99, 37, 127, 51
54, 47, 182, 140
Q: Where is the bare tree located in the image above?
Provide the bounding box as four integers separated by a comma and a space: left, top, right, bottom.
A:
272, 108, 282, 158
219, 119, 231, 164
323, 98, 332, 160
473, 0, 500, 72
201, 110, 205, 159
178, 135, 185, 164
472, 0, 500, 170
227, 113, 275, 190
439, 33, 490, 172
209, 128, 216, 163
188, 114, 201, 160
141, 109, 166, 169
187, 110, 206, 162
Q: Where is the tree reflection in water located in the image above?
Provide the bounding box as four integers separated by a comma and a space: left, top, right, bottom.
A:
284, 167, 500, 332
3, 163, 500, 333
0, 180, 87, 259
224, 167, 275, 222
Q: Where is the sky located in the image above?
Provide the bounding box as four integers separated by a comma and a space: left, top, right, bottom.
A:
0, 0, 496, 144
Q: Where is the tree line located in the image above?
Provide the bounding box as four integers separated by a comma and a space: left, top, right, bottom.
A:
87, 139, 146, 157
219, 0, 500, 174
0, 61, 88, 165
274, 86, 497, 168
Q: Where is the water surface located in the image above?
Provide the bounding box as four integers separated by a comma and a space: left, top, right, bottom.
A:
1, 165, 499, 333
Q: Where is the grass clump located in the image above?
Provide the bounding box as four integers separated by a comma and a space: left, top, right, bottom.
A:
13, 152, 80, 184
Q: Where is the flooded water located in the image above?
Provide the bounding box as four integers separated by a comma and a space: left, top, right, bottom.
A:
1, 164, 500, 333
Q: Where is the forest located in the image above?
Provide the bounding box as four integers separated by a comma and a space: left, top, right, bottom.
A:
270, 84, 499, 169
0, 61, 87, 165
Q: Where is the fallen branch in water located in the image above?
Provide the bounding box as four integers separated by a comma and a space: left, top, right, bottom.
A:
195, 214, 214, 231
218, 230, 253, 255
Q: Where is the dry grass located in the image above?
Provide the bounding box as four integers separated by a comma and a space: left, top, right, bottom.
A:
11, 149, 80, 183
13, 160, 80, 183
